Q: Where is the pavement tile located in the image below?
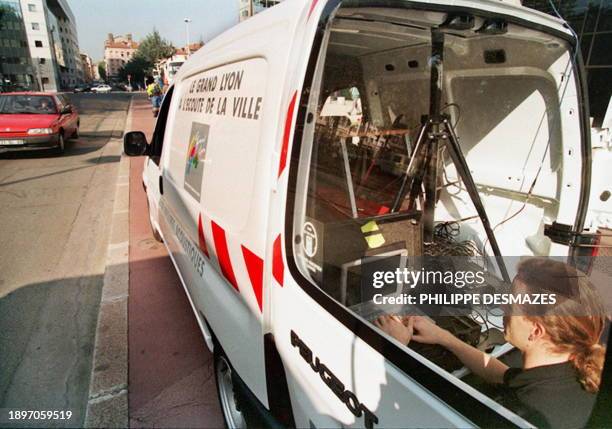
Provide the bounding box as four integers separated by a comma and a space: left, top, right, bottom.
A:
90, 290, 128, 396
86, 390, 128, 429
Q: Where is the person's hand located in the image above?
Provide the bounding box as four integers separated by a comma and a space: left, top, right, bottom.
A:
411, 316, 450, 345
374, 314, 414, 345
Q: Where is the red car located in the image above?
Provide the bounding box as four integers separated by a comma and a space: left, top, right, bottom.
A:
0, 92, 80, 154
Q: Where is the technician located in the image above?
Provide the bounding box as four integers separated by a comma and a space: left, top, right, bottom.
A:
375, 258, 607, 428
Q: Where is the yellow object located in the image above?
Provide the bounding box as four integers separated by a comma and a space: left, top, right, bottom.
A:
361, 221, 385, 248
365, 233, 386, 249
361, 221, 380, 234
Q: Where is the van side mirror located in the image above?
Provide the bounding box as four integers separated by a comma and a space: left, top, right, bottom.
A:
124, 131, 149, 156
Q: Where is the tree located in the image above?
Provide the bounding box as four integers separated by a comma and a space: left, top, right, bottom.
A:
118, 54, 153, 88
137, 29, 175, 64
98, 62, 107, 82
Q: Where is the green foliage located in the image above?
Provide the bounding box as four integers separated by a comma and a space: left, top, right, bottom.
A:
136, 29, 175, 64
98, 62, 107, 81
118, 54, 153, 86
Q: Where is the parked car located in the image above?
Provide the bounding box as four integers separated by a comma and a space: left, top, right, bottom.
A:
73, 84, 91, 93
91, 84, 112, 93
0, 92, 79, 154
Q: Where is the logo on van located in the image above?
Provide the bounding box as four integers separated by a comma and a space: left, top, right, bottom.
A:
184, 122, 209, 200
302, 222, 318, 258
290, 330, 379, 429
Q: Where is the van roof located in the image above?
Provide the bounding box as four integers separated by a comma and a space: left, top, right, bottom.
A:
174, 0, 572, 84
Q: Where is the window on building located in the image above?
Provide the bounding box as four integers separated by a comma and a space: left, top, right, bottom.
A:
39, 58, 45, 64
42, 77, 49, 84
31, 22, 39, 31
28, 3, 36, 12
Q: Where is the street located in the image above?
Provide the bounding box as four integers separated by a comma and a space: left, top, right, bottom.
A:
0, 93, 130, 427
0, 93, 221, 428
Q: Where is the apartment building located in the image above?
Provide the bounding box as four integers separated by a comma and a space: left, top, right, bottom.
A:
0, 0, 37, 91
80, 52, 94, 82
19, 0, 82, 91
104, 33, 138, 78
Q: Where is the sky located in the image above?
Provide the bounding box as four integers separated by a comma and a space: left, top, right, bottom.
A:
69, 0, 240, 62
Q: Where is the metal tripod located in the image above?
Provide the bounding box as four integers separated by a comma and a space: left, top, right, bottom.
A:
391, 29, 510, 283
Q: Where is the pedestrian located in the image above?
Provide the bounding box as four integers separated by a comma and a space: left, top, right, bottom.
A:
146, 76, 162, 117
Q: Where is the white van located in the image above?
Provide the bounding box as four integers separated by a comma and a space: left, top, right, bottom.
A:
124, 0, 611, 427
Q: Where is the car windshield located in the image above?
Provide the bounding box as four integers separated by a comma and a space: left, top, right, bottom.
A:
0, 95, 57, 114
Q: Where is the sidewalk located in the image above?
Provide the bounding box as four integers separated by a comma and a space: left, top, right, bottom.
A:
126, 95, 223, 428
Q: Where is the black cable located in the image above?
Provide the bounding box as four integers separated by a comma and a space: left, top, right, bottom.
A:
485, 305, 504, 330
441, 103, 461, 129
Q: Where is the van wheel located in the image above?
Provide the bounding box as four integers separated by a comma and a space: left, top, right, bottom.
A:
215, 351, 247, 429
151, 223, 163, 242
146, 199, 163, 242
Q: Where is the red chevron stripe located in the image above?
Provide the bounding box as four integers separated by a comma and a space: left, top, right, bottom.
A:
211, 221, 239, 291
307, 0, 320, 20
197, 214, 209, 258
278, 91, 297, 178
272, 234, 284, 286
241, 246, 264, 312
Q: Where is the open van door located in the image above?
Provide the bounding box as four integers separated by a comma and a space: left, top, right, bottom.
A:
144, 87, 174, 239
270, 1, 608, 428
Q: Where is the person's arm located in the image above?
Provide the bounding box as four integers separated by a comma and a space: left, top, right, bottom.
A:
376, 315, 509, 384
435, 326, 509, 384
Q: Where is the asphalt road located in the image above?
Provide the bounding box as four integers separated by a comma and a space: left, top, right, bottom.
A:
0, 93, 131, 427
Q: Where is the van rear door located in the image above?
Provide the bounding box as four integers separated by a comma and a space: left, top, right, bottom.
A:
270, 1, 604, 428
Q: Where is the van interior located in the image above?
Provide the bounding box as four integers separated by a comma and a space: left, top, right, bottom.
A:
293, 5, 587, 391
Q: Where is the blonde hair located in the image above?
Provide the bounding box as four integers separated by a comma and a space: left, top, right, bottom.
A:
514, 258, 607, 393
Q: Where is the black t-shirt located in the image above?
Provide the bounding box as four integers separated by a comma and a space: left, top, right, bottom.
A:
501, 362, 596, 428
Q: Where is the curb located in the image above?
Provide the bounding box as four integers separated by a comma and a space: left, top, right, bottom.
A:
84, 97, 133, 428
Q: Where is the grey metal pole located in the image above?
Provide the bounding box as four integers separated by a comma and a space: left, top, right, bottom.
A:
184, 18, 191, 55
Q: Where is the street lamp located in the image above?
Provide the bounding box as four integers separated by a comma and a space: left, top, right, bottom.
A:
184, 18, 192, 56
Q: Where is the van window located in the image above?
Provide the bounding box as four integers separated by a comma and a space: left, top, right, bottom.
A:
288, 5, 606, 427
320, 87, 363, 125
150, 86, 174, 165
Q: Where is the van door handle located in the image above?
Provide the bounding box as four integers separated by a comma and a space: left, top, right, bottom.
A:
159, 176, 164, 195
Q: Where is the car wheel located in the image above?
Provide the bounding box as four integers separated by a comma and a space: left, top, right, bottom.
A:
215, 351, 247, 429
72, 123, 79, 139
55, 133, 65, 155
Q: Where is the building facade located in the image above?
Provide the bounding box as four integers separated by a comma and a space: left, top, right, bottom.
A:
239, 0, 283, 21
156, 43, 203, 86
0, 0, 37, 91
19, 0, 58, 91
17, 0, 83, 91
104, 33, 138, 79
80, 52, 94, 83
524, 0, 611, 127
